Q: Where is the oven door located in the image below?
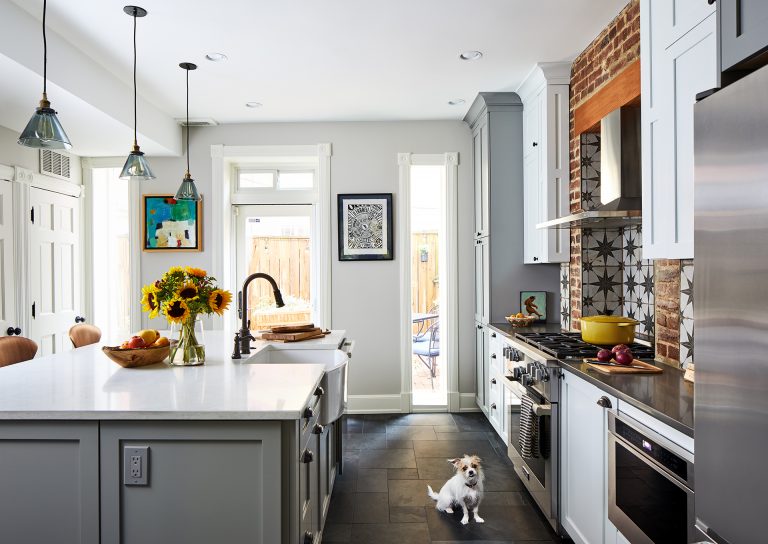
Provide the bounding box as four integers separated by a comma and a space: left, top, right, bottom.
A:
608, 413, 696, 543
504, 377, 555, 518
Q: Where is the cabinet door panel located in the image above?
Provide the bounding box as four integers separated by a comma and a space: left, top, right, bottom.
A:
721, 0, 768, 71
560, 373, 616, 544
523, 152, 542, 264
0, 179, 16, 337
475, 324, 487, 411
479, 123, 490, 236
474, 238, 489, 323
473, 129, 484, 237
655, 0, 715, 47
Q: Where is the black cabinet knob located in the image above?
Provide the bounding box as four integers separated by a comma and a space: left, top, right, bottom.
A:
707, 0, 715, 4
313, 423, 325, 435
491, 354, 497, 359
303, 406, 315, 419
74, 316, 85, 323
491, 378, 497, 385
304, 531, 315, 544
314, 386, 325, 397
301, 449, 314, 463
491, 403, 497, 410
597, 396, 613, 409
532, 141, 538, 147
6, 327, 21, 336
491, 332, 496, 338
533, 256, 539, 262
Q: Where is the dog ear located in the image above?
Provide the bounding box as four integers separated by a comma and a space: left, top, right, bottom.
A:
447, 458, 462, 467
471, 455, 483, 464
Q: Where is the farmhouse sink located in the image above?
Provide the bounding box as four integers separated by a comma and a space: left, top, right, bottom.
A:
244, 346, 348, 424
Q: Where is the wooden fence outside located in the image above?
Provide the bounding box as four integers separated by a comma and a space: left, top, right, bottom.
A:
245, 232, 440, 328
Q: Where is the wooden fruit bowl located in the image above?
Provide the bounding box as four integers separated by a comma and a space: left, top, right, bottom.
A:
102, 341, 176, 368
505, 315, 537, 327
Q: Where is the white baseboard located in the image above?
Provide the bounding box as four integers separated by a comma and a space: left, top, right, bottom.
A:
347, 394, 405, 414
459, 393, 482, 412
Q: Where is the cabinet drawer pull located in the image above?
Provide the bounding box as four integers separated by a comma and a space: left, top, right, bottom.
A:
303, 406, 315, 419
532, 141, 538, 147
596, 396, 612, 409
301, 449, 314, 463
304, 531, 315, 544
491, 354, 497, 359
477, 324, 483, 330
491, 403, 497, 410
533, 256, 539, 262
707, 0, 715, 4
491, 378, 497, 384
312, 423, 325, 435
491, 332, 496, 338
314, 386, 325, 397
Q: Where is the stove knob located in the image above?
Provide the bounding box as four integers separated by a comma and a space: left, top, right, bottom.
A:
540, 368, 550, 382
513, 367, 523, 380
513, 349, 521, 362
522, 374, 534, 387
526, 362, 535, 375
532, 368, 543, 382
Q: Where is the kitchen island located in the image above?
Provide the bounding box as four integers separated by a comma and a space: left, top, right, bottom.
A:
0, 330, 347, 544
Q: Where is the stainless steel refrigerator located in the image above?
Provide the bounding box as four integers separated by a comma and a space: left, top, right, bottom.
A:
694, 64, 768, 544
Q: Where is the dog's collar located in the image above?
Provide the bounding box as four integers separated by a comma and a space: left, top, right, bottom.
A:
465, 482, 478, 488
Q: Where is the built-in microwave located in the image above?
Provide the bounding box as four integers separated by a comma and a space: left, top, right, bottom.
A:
608, 411, 696, 543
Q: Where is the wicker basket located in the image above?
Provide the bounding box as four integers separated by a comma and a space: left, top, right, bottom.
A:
505, 315, 537, 327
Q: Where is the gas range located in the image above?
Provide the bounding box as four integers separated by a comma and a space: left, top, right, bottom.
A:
513, 331, 655, 361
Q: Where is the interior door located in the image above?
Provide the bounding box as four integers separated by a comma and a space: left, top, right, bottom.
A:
0, 179, 16, 337
235, 204, 316, 331
29, 187, 81, 356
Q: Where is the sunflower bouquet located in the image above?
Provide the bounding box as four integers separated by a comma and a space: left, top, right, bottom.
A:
141, 266, 232, 365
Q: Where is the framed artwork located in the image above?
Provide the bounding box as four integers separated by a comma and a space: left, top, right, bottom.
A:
521, 291, 547, 322
337, 193, 393, 261
142, 194, 202, 252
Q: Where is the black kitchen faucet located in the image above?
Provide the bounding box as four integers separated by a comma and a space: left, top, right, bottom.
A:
237, 273, 285, 355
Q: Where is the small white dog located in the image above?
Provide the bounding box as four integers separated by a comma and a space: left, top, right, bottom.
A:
427, 454, 485, 525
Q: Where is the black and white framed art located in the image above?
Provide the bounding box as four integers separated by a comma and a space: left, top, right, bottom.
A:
337, 193, 393, 261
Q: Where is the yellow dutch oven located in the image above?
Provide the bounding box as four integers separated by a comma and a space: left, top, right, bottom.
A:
580, 315, 640, 345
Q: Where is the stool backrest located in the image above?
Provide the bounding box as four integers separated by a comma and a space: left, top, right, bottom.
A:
69, 324, 102, 348
0, 336, 38, 368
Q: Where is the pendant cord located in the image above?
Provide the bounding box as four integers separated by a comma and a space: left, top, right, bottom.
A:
133, 12, 137, 146
42, 0, 47, 96
186, 68, 190, 175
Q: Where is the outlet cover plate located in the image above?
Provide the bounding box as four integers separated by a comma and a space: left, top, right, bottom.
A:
124, 446, 149, 486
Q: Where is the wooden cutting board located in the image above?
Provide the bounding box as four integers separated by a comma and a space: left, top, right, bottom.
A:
267, 323, 316, 334
585, 358, 663, 374
260, 328, 330, 342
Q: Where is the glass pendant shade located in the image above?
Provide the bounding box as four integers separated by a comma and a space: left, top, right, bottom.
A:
175, 174, 201, 201
18, 101, 71, 150
120, 146, 155, 180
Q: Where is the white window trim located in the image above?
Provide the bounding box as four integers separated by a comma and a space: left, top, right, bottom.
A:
211, 143, 332, 331
81, 157, 142, 334
398, 152, 460, 413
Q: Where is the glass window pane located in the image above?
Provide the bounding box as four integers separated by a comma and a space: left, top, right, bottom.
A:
278, 171, 314, 190
239, 171, 274, 188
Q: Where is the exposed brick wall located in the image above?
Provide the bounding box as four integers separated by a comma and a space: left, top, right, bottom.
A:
568, 0, 640, 330
654, 260, 681, 364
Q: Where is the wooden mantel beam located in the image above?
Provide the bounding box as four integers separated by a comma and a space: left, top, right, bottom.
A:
574, 59, 641, 134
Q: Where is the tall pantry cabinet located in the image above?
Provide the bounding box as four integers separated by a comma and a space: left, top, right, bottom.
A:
464, 93, 560, 413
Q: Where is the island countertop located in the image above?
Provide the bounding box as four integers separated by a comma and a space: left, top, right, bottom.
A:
0, 330, 347, 421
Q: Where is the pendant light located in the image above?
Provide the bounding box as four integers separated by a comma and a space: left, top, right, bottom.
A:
119, 6, 155, 180
18, 0, 71, 149
174, 62, 201, 201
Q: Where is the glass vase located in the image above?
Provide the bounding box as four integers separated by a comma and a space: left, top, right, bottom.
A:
169, 314, 205, 366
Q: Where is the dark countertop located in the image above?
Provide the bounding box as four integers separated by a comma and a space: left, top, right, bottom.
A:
488, 322, 694, 438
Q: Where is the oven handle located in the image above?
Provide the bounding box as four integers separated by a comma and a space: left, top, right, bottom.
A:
532, 402, 551, 416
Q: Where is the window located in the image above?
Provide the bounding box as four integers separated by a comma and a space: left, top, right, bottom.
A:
238, 170, 275, 189
236, 168, 315, 192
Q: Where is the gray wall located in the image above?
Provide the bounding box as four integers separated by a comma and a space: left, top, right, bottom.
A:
141, 121, 476, 400
0, 124, 82, 183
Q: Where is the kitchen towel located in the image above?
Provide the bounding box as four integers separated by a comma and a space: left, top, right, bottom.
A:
519, 394, 539, 459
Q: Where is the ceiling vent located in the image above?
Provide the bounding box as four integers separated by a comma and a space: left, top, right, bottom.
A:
175, 117, 219, 127
39, 149, 72, 181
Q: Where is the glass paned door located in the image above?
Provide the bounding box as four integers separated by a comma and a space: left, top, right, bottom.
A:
235, 205, 315, 332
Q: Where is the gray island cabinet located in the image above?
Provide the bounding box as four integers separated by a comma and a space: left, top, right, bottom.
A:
0, 332, 344, 544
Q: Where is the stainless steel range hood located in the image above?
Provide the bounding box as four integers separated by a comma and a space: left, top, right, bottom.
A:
538, 106, 642, 229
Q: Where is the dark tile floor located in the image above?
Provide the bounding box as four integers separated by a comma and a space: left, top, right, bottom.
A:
323, 412, 564, 544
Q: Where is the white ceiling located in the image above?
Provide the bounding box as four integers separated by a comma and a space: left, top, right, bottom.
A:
3, 0, 627, 154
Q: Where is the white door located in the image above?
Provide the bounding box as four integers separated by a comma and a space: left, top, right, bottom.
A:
234, 204, 316, 332
29, 187, 81, 356
0, 179, 17, 337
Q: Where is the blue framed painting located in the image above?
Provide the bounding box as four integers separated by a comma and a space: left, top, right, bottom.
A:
142, 194, 202, 251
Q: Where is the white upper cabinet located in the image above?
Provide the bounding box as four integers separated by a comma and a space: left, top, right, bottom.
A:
473, 122, 490, 239
518, 63, 570, 264
641, 0, 718, 259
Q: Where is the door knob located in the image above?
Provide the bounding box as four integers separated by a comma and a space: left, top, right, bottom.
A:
6, 327, 21, 336
74, 316, 85, 323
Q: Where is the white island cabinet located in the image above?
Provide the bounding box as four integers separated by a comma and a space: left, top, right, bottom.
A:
0, 331, 348, 544
560, 370, 618, 544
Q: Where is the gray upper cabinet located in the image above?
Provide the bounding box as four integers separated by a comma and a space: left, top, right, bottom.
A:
720, 0, 768, 72
465, 93, 561, 325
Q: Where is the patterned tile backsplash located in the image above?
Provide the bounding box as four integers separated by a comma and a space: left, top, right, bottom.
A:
581, 133, 601, 210
560, 264, 570, 330
679, 260, 694, 367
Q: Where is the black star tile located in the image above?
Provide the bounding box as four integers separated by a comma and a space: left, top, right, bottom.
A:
624, 273, 639, 297
561, 272, 569, 292
594, 232, 620, 263
681, 275, 694, 308
590, 269, 622, 296
624, 233, 639, 260
583, 260, 594, 273
641, 271, 654, 296
625, 306, 637, 319
642, 311, 655, 335
681, 330, 694, 362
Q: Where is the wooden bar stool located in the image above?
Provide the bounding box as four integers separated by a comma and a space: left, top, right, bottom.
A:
69, 324, 102, 348
0, 336, 38, 368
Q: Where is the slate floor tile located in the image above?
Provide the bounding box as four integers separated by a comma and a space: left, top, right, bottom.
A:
388, 413, 456, 426
413, 440, 497, 459
388, 478, 447, 507
425, 505, 554, 541
322, 523, 352, 542
359, 448, 417, 469
363, 419, 388, 433
357, 469, 388, 492
451, 413, 494, 432
436, 431, 493, 441
390, 505, 427, 523
416, 457, 458, 480
387, 439, 416, 449
349, 522, 431, 544
326, 492, 356, 524
388, 468, 420, 480
433, 424, 460, 433
387, 426, 439, 441
352, 492, 390, 523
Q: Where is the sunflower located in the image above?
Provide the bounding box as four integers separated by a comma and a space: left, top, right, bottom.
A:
141, 285, 160, 319
186, 267, 207, 278
165, 266, 185, 276
177, 282, 199, 300
208, 289, 232, 315
164, 297, 190, 323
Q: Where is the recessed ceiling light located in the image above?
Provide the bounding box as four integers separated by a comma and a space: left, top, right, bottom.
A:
205, 52, 228, 62
448, 99, 466, 106
459, 50, 483, 61
245, 102, 262, 108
